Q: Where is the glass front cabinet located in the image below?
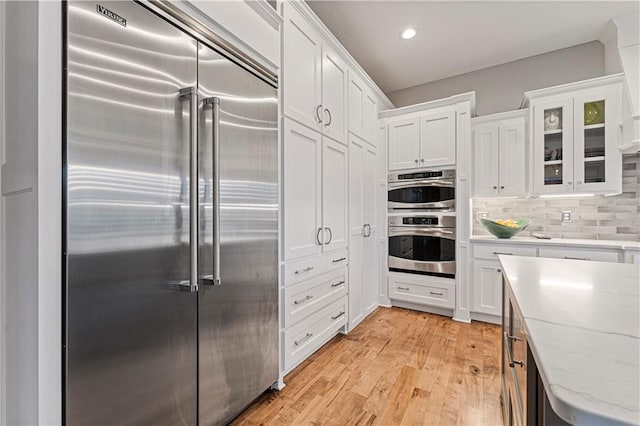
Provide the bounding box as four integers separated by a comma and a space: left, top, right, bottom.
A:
530, 77, 623, 195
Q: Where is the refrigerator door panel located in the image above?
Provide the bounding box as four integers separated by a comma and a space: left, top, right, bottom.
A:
66, 2, 197, 424
198, 43, 279, 425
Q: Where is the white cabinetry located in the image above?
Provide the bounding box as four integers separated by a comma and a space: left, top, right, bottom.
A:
388, 272, 455, 309
348, 72, 378, 145
283, 3, 347, 144
348, 133, 378, 330
388, 106, 456, 171
283, 119, 347, 260
526, 76, 623, 195
472, 112, 527, 197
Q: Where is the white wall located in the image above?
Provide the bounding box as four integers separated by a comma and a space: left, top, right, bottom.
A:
387, 41, 605, 116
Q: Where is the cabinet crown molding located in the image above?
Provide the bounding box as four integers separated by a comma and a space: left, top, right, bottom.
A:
521, 73, 625, 107
379, 91, 476, 119
471, 108, 528, 125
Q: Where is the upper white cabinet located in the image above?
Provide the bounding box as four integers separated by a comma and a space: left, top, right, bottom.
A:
348, 72, 378, 145
388, 106, 456, 171
283, 119, 348, 261
472, 113, 527, 198
283, 4, 347, 144
526, 76, 623, 195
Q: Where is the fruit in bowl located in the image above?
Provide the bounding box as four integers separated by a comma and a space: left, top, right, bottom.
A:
480, 218, 530, 239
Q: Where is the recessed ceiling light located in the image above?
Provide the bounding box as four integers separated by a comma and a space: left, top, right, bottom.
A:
401, 28, 416, 40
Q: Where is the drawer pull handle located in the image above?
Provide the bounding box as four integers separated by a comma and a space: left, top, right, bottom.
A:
511, 359, 525, 368
294, 295, 313, 305
332, 257, 347, 263
493, 251, 513, 256
429, 291, 443, 296
504, 332, 525, 368
563, 256, 589, 261
506, 334, 522, 342
332, 311, 345, 320
397, 286, 410, 291
294, 333, 313, 346
295, 266, 314, 275
331, 280, 346, 288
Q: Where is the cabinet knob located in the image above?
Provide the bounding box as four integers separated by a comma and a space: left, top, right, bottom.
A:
414, 159, 419, 164
500, 186, 505, 189
420, 158, 424, 162
577, 181, 582, 185
493, 186, 498, 190
497, 269, 502, 273
567, 181, 572, 185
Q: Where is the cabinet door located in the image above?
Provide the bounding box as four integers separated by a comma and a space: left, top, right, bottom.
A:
321, 45, 348, 145
472, 122, 500, 197
472, 260, 503, 316
348, 135, 365, 329
573, 88, 621, 194
283, 4, 322, 131
322, 137, 348, 252
283, 119, 322, 260
363, 91, 378, 145
348, 73, 364, 139
388, 116, 420, 170
419, 108, 456, 168
532, 98, 574, 195
499, 117, 526, 196
363, 145, 378, 315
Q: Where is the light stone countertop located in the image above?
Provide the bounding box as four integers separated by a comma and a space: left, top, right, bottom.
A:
471, 235, 640, 250
499, 255, 640, 426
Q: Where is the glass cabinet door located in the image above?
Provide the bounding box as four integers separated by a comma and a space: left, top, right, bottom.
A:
573, 89, 621, 193
533, 98, 574, 194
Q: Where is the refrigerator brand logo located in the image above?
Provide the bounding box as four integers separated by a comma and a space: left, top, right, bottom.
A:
96, 4, 126, 27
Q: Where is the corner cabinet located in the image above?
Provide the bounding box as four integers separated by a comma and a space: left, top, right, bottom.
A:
472, 112, 527, 198
527, 76, 623, 195
388, 106, 456, 171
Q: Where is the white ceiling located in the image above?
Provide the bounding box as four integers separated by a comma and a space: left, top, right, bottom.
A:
306, 1, 640, 94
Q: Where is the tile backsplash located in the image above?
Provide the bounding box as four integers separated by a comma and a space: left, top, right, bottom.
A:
472, 154, 640, 241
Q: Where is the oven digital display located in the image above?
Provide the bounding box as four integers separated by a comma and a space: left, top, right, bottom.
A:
398, 171, 443, 180
403, 217, 439, 225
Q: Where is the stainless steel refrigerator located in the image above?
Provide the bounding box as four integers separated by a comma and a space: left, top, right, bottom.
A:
64, 2, 278, 424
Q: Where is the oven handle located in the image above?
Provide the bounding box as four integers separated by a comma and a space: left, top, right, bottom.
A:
388, 200, 455, 210
388, 180, 455, 190
388, 227, 456, 240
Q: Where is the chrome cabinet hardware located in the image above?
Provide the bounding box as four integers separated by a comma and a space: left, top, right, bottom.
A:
493, 186, 498, 190
324, 227, 333, 244
331, 311, 345, 320
414, 159, 419, 164
363, 223, 372, 237
316, 228, 323, 245
506, 334, 522, 342
332, 257, 346, 263
500, 185, 505, 189
180, 87, 200, 292
493, 251, 513, 256
497, 269, 502, 273
510, 359, 525, 367
397, 286, 410, 291
293, 295, 313, 305
324, 108, 332, 126
315, 104, 323, 123
203, 96, 222, 286
429, 291, 443, 296
420, 158, 424, 162
564, 256, 589, 261
331, 280, 345, 287
294, 266, 314, 275
504, 332, 524, 368
294, 333, 313, 346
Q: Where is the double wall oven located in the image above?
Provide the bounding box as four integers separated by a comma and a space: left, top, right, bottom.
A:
388, 169, 456, 278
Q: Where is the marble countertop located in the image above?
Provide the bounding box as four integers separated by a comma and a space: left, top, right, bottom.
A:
499, 255, 640, 425
471, 235, 640, 250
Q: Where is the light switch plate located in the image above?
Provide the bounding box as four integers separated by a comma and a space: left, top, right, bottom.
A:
561, 211, 572, 222
477, 212, 488, 222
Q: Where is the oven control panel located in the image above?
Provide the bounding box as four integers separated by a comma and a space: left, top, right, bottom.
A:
403, 217, 438, 225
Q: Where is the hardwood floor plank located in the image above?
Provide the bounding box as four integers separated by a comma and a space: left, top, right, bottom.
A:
233, 307, 503, 426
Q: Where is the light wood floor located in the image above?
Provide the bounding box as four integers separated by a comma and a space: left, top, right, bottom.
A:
234, 307, 503, 426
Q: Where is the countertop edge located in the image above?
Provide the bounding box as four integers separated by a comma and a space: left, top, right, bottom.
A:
471, 235, 640, 250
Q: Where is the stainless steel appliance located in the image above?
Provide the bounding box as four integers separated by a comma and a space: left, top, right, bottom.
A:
388, 212, 456, 277
65, 2, 278, 424
388, 169, 455, 210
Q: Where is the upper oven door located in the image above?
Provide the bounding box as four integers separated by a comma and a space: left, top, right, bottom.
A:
388, 179, 455, 210
388, 227, 456, 276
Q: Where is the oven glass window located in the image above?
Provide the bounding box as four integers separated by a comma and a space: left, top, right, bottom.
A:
388, 235, 455, 262
388, 186, 455, 204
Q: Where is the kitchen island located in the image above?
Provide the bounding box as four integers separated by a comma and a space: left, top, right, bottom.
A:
499, 255, 639, 426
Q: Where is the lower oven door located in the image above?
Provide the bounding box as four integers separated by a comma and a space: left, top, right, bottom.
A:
388, 227, 456, 277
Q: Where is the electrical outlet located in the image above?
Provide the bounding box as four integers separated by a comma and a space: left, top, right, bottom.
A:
477, 212, 488, 223
561, 211, 572, 223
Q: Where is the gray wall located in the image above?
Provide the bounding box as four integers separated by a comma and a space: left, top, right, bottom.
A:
473, 154, 640, 241
388, 41, 605, 116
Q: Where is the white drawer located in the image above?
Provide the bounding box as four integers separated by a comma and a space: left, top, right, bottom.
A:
283, 297, 347, 372
283, 248, 348, 287
388, 272, 455, 309
538, 247, 620, 263
473, 244, 537, 261
283, 268, 347, 329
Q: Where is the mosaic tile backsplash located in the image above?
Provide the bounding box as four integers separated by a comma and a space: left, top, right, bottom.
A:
472, 154, 640, 241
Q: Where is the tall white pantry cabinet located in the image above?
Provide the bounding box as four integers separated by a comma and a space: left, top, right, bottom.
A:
279, 1, 390, 381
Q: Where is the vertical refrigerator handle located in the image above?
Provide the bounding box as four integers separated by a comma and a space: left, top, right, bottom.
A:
180, 86, 199, 292
203, 96, 222, 286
